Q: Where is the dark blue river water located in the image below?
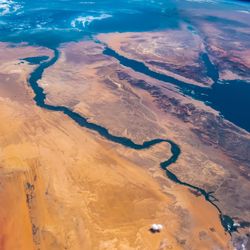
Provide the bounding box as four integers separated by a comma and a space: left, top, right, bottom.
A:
24, 47, 237, 233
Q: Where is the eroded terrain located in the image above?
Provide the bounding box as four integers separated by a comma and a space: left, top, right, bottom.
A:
97, 27, 212, 87
39, 40, 250, 248
0, 43, 233, 250
97, 10, 250, 86
186, 8, 250, 82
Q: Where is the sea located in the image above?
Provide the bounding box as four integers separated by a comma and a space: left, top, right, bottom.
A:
0, 0, 250, 131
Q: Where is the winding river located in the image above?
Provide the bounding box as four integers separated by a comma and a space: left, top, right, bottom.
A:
25, 48, 236, 234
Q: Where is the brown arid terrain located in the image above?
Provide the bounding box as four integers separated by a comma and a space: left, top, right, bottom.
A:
38, 40, 250, 248
0, 42, 234, 250
97, 11, 250, 85
185, 8, 250, 82
97, 27, 213, 88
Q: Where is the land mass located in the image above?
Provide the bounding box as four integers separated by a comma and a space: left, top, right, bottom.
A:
38, 40, 250, 248
0, 42, 233, 250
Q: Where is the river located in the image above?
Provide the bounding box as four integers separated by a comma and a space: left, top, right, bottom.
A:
25, 47, 237, 234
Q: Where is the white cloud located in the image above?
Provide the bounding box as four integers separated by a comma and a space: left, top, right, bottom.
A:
0, 0, 22, 16
71, 13, 112, 29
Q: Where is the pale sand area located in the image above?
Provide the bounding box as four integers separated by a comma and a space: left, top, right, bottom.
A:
0, 98, 180, 250
0, 43, 233, 250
